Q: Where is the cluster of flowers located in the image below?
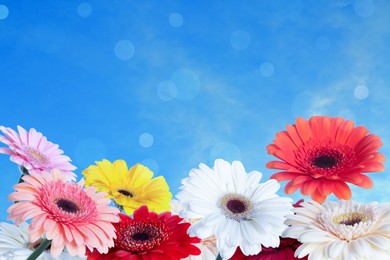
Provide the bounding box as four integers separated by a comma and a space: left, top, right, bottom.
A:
0, 116, 389, 260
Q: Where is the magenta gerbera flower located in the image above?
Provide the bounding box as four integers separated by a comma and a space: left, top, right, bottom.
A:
0, 125, 76, 181
7, 169, 120, 258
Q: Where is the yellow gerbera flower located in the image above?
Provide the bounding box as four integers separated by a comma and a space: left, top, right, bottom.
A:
82, 159, 172, 214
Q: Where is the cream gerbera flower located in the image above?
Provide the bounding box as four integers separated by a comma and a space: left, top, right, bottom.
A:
0, 222, 85, 260
176, 159, 293, 259
284, 200, 390, 260
82, 159, 172, 214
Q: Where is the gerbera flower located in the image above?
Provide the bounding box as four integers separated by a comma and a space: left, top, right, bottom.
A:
0, 222, 85, 259
87, 205, 201, 260
82, 159, 172, 214
7, 169, 120, 258
284, 200, 390, 259
266, 116, 385, 203
0, 125, 76, 181
229, 237, 306, 260
176, 159, 293, 259
170, 200, 218, 260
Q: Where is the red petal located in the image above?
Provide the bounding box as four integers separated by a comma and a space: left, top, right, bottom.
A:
286, 124, 304, 147
266, 161, 299, 171
270, 172, 302, 181
274, 131, 299, 152
330, 117, 344, 140
300, 180, 319, 196
345, 126, 369, 148
318, 180, 335, 196
295, 117, 313, 143
335, 119, 354, 144
333, 181, 352, 200
344, 174, 373, 189
311, 189, 326, 203
284, 181, 301, 194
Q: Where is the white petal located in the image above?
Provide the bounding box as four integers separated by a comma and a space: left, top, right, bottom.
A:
365, 235, 390, 250
295, 243, 318, 258
325, 240, 347, 259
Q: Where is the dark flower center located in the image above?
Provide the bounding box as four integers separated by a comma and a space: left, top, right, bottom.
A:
116, 220, 169, 253
55, 198, 80, 213
118, 189, 133, 197
132, 232, 150, 241
313, 155, 337, 168
226, 199, 246, 214
219, 194, 253, 221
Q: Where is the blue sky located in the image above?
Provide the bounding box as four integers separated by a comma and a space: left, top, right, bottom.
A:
1, 0, 390, 221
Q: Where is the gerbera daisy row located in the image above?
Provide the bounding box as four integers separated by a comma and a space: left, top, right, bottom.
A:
0, 117, 389, 260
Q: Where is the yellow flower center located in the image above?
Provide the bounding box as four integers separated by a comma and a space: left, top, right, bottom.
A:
332, 212, 369, 226
24, 147, 49, 165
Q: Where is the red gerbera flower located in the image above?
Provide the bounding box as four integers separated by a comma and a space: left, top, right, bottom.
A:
229, 237, 307, 260
87, 205, 201, 260
266, 116, 385, 203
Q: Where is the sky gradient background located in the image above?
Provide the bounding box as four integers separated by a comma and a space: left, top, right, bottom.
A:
1, 0, 390, 221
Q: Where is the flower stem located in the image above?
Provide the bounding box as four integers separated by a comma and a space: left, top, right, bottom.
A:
216, 253, 223, 260
27, 238, 52, 260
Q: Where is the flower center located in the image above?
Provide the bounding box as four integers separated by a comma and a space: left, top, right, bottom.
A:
313, 155, 337, 168
333, 212, 369, 226
132, 232, 150, 241
118, 189, 133, 197
297, 143, 356, 178
23, 146, 49, 166
55, 198, 80, 213
219, 193, 253, 221
116, 220, 169, 253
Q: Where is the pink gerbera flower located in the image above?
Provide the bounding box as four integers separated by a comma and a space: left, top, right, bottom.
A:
0, 125, 76, 181
7, 169, 120, 258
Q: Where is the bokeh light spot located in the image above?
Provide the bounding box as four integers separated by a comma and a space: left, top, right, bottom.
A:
259, 62, 275, 77
230, 30, 251, 50
139, 133, 154, 148
354, 85, 369, 100
169, 12, 184, 28
114, 40, 135, 61
77, 3, 92, 18
0, 5, 9, 20
354, 0, 375, 18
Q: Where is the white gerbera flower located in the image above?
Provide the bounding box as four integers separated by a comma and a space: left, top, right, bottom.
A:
176, 159, 293, 259
0, 222, 85, 260
170, 200, 218, 260
284, 200, 390, 260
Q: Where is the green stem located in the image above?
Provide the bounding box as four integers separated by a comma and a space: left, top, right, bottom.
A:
216, 253, 223, 260
27, 238, 52, 260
